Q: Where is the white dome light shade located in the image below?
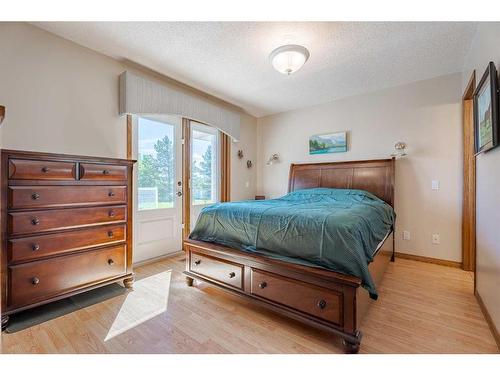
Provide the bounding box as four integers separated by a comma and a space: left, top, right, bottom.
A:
269, 45, 310, 75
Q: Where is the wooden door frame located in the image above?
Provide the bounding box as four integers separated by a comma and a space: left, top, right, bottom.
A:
462, 71, 476, 272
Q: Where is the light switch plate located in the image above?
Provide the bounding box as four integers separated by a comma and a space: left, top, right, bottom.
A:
432, 180, 440, 190
403, 230, 411, 240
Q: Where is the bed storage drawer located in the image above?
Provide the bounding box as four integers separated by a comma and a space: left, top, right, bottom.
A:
8, 185, 127, 209
189, 251, 243, 289
8, 245, 127, 309
8, 224, 126, 263
8, 159, 77, 181
250, 269, 342, 325
8, 205, 126, 235
79, 163, 128, 181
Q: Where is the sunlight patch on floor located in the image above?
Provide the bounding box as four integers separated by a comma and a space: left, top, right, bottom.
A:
105, 270, 172, 341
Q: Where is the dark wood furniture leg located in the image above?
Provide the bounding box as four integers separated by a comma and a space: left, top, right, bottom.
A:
123, 276, 134, 289
390, 224, 396, 262
342, 338, 360, 354
186, 276, 194, 286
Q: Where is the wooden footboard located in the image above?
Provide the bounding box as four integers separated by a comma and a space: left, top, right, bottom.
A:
183, 232, 394, 353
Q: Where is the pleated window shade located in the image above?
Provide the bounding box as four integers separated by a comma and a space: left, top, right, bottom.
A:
119, 71, 240, 140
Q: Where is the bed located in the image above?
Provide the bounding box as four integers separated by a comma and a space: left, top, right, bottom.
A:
183, 158, 395, 353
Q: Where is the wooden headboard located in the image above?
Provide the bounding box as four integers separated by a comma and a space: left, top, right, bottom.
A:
288, 158, 395, 207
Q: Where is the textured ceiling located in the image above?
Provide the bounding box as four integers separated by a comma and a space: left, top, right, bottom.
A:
32, 22, 477, 117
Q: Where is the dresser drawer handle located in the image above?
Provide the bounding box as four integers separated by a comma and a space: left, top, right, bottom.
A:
108, 210, 116, 217
258, 281, 267, 289
103, 169, 110, 175
108, 230, 114, 238
108, 259, 115, 266
194, 260, 201, 266
41, 166, 50, 173
31, 277, 40, 285
317, 299, 327, 309
32, 243, 40, 251
31, 193, 40, 200
108, 191, 115, 197
31, 217, 40, 225
228, 272, 236, 279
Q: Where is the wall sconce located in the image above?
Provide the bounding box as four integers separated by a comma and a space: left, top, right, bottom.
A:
266, 153, 280, 166
391, 141, 407, 159
0, 106, 5, 125
237, 150, 244, 159
246, 160, 253, 168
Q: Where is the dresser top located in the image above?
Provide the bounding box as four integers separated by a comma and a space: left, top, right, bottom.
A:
1, 149, 136, 165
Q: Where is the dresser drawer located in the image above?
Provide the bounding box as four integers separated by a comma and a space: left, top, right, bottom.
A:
8, 185, 127, 209
250, 269, 342, 325
8, 159, 76, 181
8, 205, 126, 235
8, 224, 126, 263
189, 252, 243, 289
79, 163, 128, 181
8, 244, 127, 308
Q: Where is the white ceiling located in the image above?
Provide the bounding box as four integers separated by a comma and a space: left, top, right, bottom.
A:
32, 22, 477, 117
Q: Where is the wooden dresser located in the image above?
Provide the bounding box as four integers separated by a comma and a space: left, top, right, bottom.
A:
1, 150, 135, 329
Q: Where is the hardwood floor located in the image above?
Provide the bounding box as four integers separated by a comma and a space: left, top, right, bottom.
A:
1, 255, 498, 354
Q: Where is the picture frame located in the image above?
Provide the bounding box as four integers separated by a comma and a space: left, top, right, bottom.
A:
474, 61, 499, 154
309, 131, 348, 154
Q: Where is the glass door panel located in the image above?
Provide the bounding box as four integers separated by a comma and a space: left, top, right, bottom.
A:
190, 122, 220, 230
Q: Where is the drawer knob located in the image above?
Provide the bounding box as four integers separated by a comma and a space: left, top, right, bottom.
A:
31, 193, 40, 200
194, 260, 201, 266
31, 217, 40, 225
108, 259, 115, 266
103, 169, 110, 175
108, 210, 115, 217
258, 281, 267, 289
228, 272, 236, 278
317, 299, 327, 309
41, 166, 50, 173
108, 191, 115, 197
32, 243, 40, 251
108, 230, 114, 238
31, 277, 40, 285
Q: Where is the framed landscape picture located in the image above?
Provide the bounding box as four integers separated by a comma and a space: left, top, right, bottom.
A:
474, 62, 499, 154
309, 131, 347, 154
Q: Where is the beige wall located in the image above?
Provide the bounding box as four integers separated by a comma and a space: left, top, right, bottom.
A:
257, 73, 463, 262
231, 113, 258, 201
462, 22, 500, 335
0, 22, 127, 158
0, 22, 257, 200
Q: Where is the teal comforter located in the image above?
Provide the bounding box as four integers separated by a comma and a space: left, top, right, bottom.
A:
189, 188, 395, 298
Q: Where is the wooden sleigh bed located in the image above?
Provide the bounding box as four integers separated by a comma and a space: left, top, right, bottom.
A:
183, 158, 395, 353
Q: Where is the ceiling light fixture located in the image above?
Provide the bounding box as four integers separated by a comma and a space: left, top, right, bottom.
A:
269, 44, 310, 75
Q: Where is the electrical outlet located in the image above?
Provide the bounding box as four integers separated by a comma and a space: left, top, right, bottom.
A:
432, 180, 440, 190
432, 233, 440, 244
245, 181, 250, 188
403, 230, 411, 240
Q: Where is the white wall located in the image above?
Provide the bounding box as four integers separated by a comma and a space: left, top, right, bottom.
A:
257, 73, 463, 262
462, 22, 500, 334
0, 22, 258, 263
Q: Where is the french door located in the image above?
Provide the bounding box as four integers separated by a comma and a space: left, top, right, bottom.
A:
189, 121, 221, 231
132, 115, 183, 263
